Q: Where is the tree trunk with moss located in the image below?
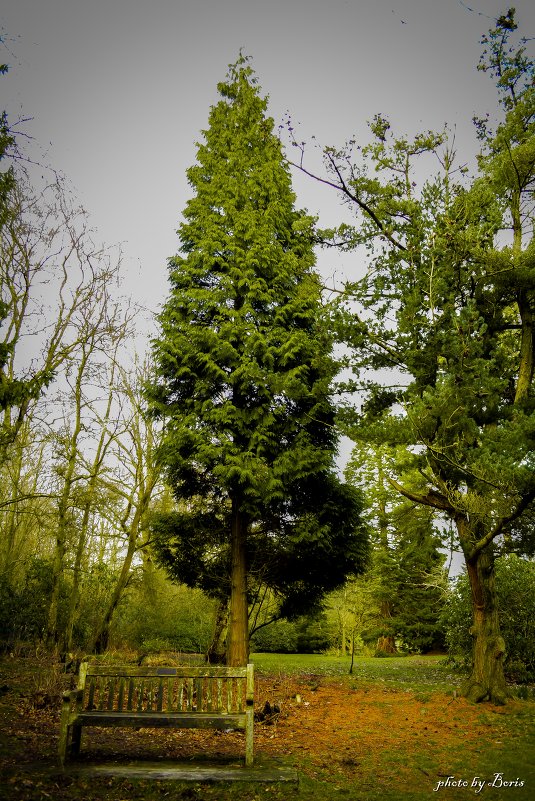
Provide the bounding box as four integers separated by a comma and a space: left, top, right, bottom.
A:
461, 541, 507, 704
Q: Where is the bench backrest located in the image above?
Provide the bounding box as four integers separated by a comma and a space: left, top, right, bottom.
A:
77, 663, 254, 715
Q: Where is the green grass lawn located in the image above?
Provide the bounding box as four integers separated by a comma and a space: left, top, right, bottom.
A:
251, 652, 462, 692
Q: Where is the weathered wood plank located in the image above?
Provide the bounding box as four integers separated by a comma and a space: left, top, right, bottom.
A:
246, 663, 254, 704
77, 711, 246, 729
85, 665, 248, 678
68, 762, 298, 784
87, 678, 96, 711
206, 677, 213, 712
226, 680, 232, 714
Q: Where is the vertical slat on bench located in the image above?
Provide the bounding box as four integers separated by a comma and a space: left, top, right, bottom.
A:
98, 677, 106, 711
118, 678, 125, 711
107, 678, 115, 710
186, 678, 193, 711
227, 678, 232, 713
178, 680, 184, 711
237, 678, 244, 712
217, 679, 223, 712
137, 679, 144, 712
166, 678, 173, 712
87, 676, 96, 710
195, 677, 203, 711
157, 678, 164, 711
206, 678, 213, 712
127, 678, 134, 710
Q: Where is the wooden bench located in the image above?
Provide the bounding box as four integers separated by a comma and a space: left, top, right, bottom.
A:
59, 662, 254, 767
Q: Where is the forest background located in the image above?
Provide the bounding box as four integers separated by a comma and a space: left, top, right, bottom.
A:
1, 0, 535, 706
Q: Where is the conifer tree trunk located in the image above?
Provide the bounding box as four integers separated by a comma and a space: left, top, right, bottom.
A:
227, 498, 249, 666
459, 527, 507, 705
376, 627, 396, 654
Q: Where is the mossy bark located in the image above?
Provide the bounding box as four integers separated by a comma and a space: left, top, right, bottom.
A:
462, 543, 508, 705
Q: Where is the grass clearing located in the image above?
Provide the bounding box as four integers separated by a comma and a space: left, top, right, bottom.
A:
0, 653, 534, 800
252, 652, 462, 693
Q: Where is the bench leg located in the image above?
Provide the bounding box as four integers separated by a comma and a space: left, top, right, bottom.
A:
70, 722, 82, 757
58, 722, 69, 766
245, 709, 254, 767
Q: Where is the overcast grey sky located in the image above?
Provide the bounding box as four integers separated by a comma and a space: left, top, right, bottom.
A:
2, 0, 535, 325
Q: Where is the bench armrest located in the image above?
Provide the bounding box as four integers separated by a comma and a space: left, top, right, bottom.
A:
62, 689, 83, 703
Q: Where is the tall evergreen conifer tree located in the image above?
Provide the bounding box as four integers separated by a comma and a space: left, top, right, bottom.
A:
148, 56, 367, 665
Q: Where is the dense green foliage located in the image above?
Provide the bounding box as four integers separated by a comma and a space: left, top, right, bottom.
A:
148, 55, 368, 658
441, 555, 535, 682
0, 558, 117, 652
326, 10, 535, 562
362, 527, 446, 655
151, 473, 368, 620
112, 567, 217, 654
346, 444, 447, 654
251, 612, 332, 654
0, 558, 59, 648
298, 8, 534, 702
